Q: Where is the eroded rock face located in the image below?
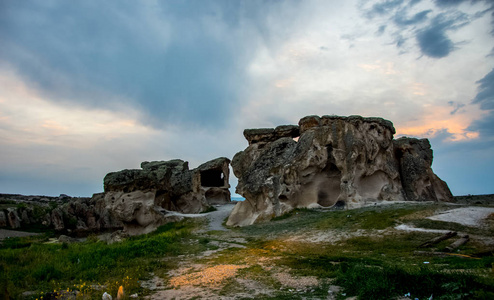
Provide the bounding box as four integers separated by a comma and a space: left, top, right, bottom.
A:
393, 137, 453, 202
104, 157, 231, 235
227, 115, 453, 226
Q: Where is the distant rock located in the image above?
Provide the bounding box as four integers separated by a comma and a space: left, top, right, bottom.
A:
0, 193, 123, 235
227, 115, 453, 226
104, 157, 231, 235
7, 208, 21, 229
0, 211, 7, 227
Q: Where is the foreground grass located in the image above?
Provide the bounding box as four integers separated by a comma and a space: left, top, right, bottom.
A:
1, 202, 493, 299
0, 220, 209, 299
213, 203, 494, 299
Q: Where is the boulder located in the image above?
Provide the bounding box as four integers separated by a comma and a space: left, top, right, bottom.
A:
0, 210, 7, 227
6, 208, 21, 229
58, 235, 75, 243
21, 209, 31, 225
227, 115, 453, 226
51, 208, 65, 231
104, 157, 231, 235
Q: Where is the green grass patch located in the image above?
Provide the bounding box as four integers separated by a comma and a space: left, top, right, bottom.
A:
335, 263, 494, 300
0, 219, 208, 299
201, 206, 218, 213
236, 203, 435, 238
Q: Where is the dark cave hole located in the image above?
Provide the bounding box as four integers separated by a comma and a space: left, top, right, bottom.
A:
200, 169, 225, 187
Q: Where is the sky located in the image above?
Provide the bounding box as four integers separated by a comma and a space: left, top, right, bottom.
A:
0, 0, 493, 197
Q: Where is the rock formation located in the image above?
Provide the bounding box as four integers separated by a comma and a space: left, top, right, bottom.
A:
0, 193, 122, 234
104, 157, 230, 235
227, 115, 453, 226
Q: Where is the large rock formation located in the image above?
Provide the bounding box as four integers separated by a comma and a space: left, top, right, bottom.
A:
104, 157, 230, 235
227, 115, 453, 226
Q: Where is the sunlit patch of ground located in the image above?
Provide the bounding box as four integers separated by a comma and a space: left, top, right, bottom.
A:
169, 264, 248, 287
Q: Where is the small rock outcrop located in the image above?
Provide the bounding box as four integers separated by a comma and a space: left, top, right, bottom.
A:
0, 193, 122, 234
104, 157, 230, 235
227, 115, 453, 226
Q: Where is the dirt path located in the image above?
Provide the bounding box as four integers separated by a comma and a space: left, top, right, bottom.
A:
0, 229, 40, 241
203, 203, 236, 231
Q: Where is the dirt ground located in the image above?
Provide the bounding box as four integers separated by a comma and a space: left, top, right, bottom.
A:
426, 206, 494, 227
143, 202, 494, 300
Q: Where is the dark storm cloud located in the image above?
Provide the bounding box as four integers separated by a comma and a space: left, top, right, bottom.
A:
415, 13, 469, 58
468, 69, 494, 137
0, 1, 261, 129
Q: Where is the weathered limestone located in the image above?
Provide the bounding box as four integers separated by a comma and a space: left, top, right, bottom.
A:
227, 115, 453, 227
104, 157, 231, 235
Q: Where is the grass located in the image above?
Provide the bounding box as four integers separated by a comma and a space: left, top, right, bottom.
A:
233, 203, 435, 237
0, 219, 211, 299
213, 203, 494, 299
2, 202, 494, 299
334, 263, 494, 300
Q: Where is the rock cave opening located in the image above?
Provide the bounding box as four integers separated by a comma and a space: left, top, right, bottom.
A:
200, 169, 225, 187
314, 144, 342, 207
316, 163, 342, 207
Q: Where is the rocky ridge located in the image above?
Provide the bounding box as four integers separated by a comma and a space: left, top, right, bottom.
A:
0, 193, 122, 234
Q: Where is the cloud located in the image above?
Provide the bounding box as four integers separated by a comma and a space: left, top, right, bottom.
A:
448, 101, 466, 115
366, 0, 404, 18
0, 69, 245, 196
376, 24, 387, 35
415, 12, 469, 58
393, 9, 432, 26
0, 1, 259, 130
471, 68, 494, 110
0, 0, 493, 197
361, 0, 491, 58
433, 0, 468, 8
468, 68, 494, 138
